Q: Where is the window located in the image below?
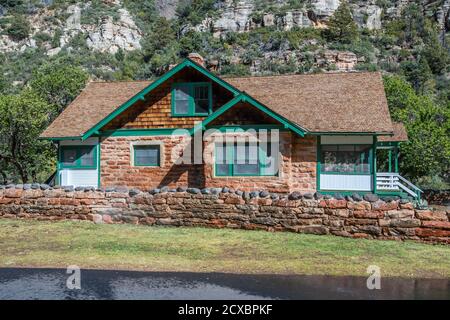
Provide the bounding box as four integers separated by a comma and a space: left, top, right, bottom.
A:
134, 145, 160, 167
215, 142, 278, 177
172, 83, 212, 116
60, 146, 96, 169
321, 144, 372, 174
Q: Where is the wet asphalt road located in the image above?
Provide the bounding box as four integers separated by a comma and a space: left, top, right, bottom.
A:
0, 268, 448, 300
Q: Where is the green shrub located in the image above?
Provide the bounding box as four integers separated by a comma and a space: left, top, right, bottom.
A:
33, 32, 52, 46
220, 64, 251, 77
355, 63, 378, 71
415, 175, 450, 190
5, 14, 30, 41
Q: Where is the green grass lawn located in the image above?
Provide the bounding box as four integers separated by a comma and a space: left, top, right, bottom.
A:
0, 219, 449, 278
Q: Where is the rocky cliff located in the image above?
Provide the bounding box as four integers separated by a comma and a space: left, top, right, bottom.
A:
194, 0, 384, 35
1, 1, 449, 53
0, 0, 142, 55
0, 0, 449, 75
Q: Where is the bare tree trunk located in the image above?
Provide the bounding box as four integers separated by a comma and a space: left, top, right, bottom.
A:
0, 170, 7, 185
11, 161, 27, 183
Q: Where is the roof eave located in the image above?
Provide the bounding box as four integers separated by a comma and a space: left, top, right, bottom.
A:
307, 131, 394, 136
38, 135, 83, 141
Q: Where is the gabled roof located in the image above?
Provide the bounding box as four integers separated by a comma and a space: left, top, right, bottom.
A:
40, 58, 240, 140
40, 81, 151, 139
225, 72, 393, 134
40, 58, 395, 139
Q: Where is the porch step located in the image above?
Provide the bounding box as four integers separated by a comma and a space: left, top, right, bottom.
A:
376, 173, 422, 200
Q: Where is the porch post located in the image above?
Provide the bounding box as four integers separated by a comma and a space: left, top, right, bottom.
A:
56, 141, 60, 186
316, 136, 321, 192
97, 139, 101, 188
372, 136, 377, 193
388, 149, 392, 172
394, 146, 399, 173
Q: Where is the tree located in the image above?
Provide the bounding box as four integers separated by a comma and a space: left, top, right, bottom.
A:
324, 1, 358, 44
175, 0, 216, 26
383, 75, 450, 181
422, 33, 450, 75
29, 63, 89, 116
0, 0, 24, 8
143, 17, 176, 54
400, 3, 424, 45
0, 90, 56, 183
0, 74, 6, 94
400, 57, 434, 94
400, 108, 450, 180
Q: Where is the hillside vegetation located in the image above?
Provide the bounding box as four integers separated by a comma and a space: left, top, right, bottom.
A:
0, 0, 448, 189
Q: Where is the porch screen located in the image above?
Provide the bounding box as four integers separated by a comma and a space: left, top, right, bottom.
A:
60, 146, 96, 169
215, 142, 278, 177
321, 145, 372, 174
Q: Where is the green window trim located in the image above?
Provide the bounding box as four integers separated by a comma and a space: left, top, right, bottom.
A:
58, 145, 97, 170
133, 145, 161, 167
214, 142, 278, 177
319, 144, 373, 175
171, 82, 213, 117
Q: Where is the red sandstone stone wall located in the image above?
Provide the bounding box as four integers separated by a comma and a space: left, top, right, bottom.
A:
100, 135, 204, 190
289, 135, 317, 191
100, 132, 317, 193
0, 186, 449, 244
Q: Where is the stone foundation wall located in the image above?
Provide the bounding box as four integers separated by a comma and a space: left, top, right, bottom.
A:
1, 184, 449, 244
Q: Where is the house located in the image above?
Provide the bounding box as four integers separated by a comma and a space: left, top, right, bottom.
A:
40, 54, 422, 199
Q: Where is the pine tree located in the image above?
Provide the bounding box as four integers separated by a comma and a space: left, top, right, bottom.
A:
325, 1, 359, 44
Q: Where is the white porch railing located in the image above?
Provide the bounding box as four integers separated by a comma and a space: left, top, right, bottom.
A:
376, 173, 423, 199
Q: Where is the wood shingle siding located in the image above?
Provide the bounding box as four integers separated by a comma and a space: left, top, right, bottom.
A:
102, 69, 234, 130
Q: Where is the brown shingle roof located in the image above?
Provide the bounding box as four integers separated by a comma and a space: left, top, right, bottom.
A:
225, 72, 393, 133
40, 81, 151, 138
40, 71, 394, 138
378, 122, 408, 142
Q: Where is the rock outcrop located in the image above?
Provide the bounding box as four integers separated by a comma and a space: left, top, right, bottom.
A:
85, 8, 142, 54
193, 0, 385, 37
0, 1, 142, 55
0, 0, 449, 74
212, 0, 255, 36
155, 0, 183, 20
